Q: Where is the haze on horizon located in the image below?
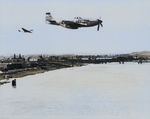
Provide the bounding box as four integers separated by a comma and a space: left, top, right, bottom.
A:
0, 0, 150, 56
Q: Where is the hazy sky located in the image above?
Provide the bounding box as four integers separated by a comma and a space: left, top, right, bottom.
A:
0, 0, 150, 55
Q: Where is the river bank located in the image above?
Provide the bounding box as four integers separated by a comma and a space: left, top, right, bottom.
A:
0, 69, 45, 85
0, 62, 85, 85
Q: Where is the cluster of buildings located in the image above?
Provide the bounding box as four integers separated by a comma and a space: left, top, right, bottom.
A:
0, 53, 148, 73
0, 54, 43, 72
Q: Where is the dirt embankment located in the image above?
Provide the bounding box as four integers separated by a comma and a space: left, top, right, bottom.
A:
0, 62, 85, 85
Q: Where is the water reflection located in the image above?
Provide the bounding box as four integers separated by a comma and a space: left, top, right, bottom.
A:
12, 86, 16, 88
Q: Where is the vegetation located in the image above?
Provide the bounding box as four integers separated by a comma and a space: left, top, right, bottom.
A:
0, 51, 150, 82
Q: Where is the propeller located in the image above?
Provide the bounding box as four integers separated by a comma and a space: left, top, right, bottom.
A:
97, 19, 103, 31
97, 24, 100, 31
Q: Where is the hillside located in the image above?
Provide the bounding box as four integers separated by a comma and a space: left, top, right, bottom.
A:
130, 51, 150, 58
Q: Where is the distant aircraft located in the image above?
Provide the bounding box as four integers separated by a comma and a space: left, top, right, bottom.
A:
45, 12, 103, 31
18, 28, 33, 33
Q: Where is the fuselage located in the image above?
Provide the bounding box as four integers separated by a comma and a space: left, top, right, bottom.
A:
45, 12, 103, 30
76, 19, 101, 27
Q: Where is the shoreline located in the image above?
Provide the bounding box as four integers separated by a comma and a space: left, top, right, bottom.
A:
0, 64, 85, 85
0, 69, 44, 85
1, 61, 149, 85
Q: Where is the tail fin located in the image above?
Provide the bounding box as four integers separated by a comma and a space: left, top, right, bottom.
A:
45, 12, 59, 25
46, 12, 53, 22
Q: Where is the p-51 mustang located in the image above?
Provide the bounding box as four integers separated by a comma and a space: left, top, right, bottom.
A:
45, 12, 103, 31
18, 28, 33, 33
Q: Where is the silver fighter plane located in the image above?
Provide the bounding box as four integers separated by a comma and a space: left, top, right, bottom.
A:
45, 12, 103, 31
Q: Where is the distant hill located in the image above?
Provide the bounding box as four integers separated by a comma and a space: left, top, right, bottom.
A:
130, 51, 150, 58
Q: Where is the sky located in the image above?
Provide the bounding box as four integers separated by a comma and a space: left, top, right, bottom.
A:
0, 0, 150, 56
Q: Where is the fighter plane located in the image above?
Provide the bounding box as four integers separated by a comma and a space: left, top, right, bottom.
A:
18, 28, 33, 33
45, 12, 103, 31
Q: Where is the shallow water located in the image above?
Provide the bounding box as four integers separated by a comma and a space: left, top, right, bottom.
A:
0, 62, 150, 119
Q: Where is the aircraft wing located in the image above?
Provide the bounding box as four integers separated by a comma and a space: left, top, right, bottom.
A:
77, 22, 88, 26
61, 20, 87, 29
22, 28, 29, 32
21, 28, 33, 33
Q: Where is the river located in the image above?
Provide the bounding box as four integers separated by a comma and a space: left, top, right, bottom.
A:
0, 62, 150, 119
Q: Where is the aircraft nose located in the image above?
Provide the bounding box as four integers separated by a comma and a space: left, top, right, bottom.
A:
98, 19, 103, 27
98, 19, 102, 23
